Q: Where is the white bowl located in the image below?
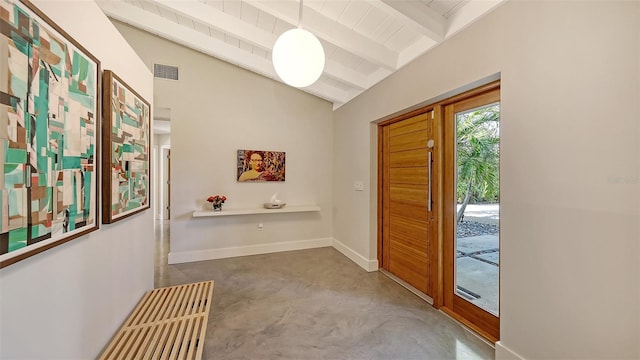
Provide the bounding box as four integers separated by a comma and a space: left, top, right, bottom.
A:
263, 203, 286, 209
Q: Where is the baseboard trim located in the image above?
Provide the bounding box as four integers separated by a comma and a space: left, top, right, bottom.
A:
168, 238, 333, 264
331, 238, 379, 272
167, 237, 380, 273
495, 342, 524, 360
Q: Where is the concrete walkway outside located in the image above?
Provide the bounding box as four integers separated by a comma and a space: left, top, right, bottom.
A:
456, 204, 499, 315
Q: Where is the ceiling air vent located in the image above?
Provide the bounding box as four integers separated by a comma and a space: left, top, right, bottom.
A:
153, 64, 179, 80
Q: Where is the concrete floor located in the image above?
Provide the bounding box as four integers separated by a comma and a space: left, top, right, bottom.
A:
154, 221, 494, 359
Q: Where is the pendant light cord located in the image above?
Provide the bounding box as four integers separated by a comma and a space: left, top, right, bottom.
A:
298, 0, 303, 28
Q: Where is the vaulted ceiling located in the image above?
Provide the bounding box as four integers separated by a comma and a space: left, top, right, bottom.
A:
98, 0, 505, 109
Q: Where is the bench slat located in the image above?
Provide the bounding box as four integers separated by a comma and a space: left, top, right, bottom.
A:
142, 323, 168, 360
129, 325, 151, 359
171, 285, 192, 320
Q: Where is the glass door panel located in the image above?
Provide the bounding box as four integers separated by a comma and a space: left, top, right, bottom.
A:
442, 84, 500, 342
454, 103, 500, 316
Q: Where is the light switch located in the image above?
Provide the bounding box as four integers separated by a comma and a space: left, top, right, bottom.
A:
354, 181, 364, 191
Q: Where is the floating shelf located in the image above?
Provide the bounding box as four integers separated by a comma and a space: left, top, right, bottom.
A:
192, 205, 321, 218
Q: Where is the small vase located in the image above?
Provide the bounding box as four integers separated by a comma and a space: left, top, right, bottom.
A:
212, 204, 222, 211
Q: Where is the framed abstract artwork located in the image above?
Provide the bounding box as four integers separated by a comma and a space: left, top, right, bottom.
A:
102, 70, 151, 223
237, 149, 285, 182
0, 0, 100, 268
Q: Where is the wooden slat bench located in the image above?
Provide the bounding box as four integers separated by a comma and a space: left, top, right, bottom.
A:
99, 281, 214, 360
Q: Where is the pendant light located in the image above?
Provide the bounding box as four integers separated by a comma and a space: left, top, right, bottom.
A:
272, 0, 325, 88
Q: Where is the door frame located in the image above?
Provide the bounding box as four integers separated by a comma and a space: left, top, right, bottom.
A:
160, 146, 171, 220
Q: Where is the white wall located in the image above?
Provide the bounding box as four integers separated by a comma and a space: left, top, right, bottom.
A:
155, 134, 171, 147
113, 22, 334, 264
334, 1, 639, 359
0, 1, 154, 358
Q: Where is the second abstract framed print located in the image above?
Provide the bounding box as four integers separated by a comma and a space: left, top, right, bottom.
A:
102, 70, 151, 223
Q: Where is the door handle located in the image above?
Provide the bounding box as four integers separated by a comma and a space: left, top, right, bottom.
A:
428, 151, 433, 212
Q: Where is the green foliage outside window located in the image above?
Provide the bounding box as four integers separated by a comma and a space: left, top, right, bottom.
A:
456, 104, 500, 223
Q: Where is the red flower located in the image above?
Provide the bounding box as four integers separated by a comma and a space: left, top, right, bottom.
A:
206, 195, 227, 204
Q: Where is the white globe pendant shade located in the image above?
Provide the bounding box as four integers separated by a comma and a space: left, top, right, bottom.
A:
272, 28, 325, 88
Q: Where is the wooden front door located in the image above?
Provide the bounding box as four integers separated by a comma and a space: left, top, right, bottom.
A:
378, 80, 500, 342
380, 111, 435, 296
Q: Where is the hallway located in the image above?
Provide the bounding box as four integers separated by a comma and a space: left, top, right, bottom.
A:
153, 221, 494, 359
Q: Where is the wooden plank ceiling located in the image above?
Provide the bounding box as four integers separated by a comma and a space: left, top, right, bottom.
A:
97, 0, 505, 109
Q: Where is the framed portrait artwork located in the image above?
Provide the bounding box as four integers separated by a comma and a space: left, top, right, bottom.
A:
0, 0, 100, 268
237, 149, 285, 182
102, 70, 151, 223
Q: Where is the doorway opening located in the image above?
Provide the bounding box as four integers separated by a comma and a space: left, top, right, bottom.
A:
153, 108, 171, 287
